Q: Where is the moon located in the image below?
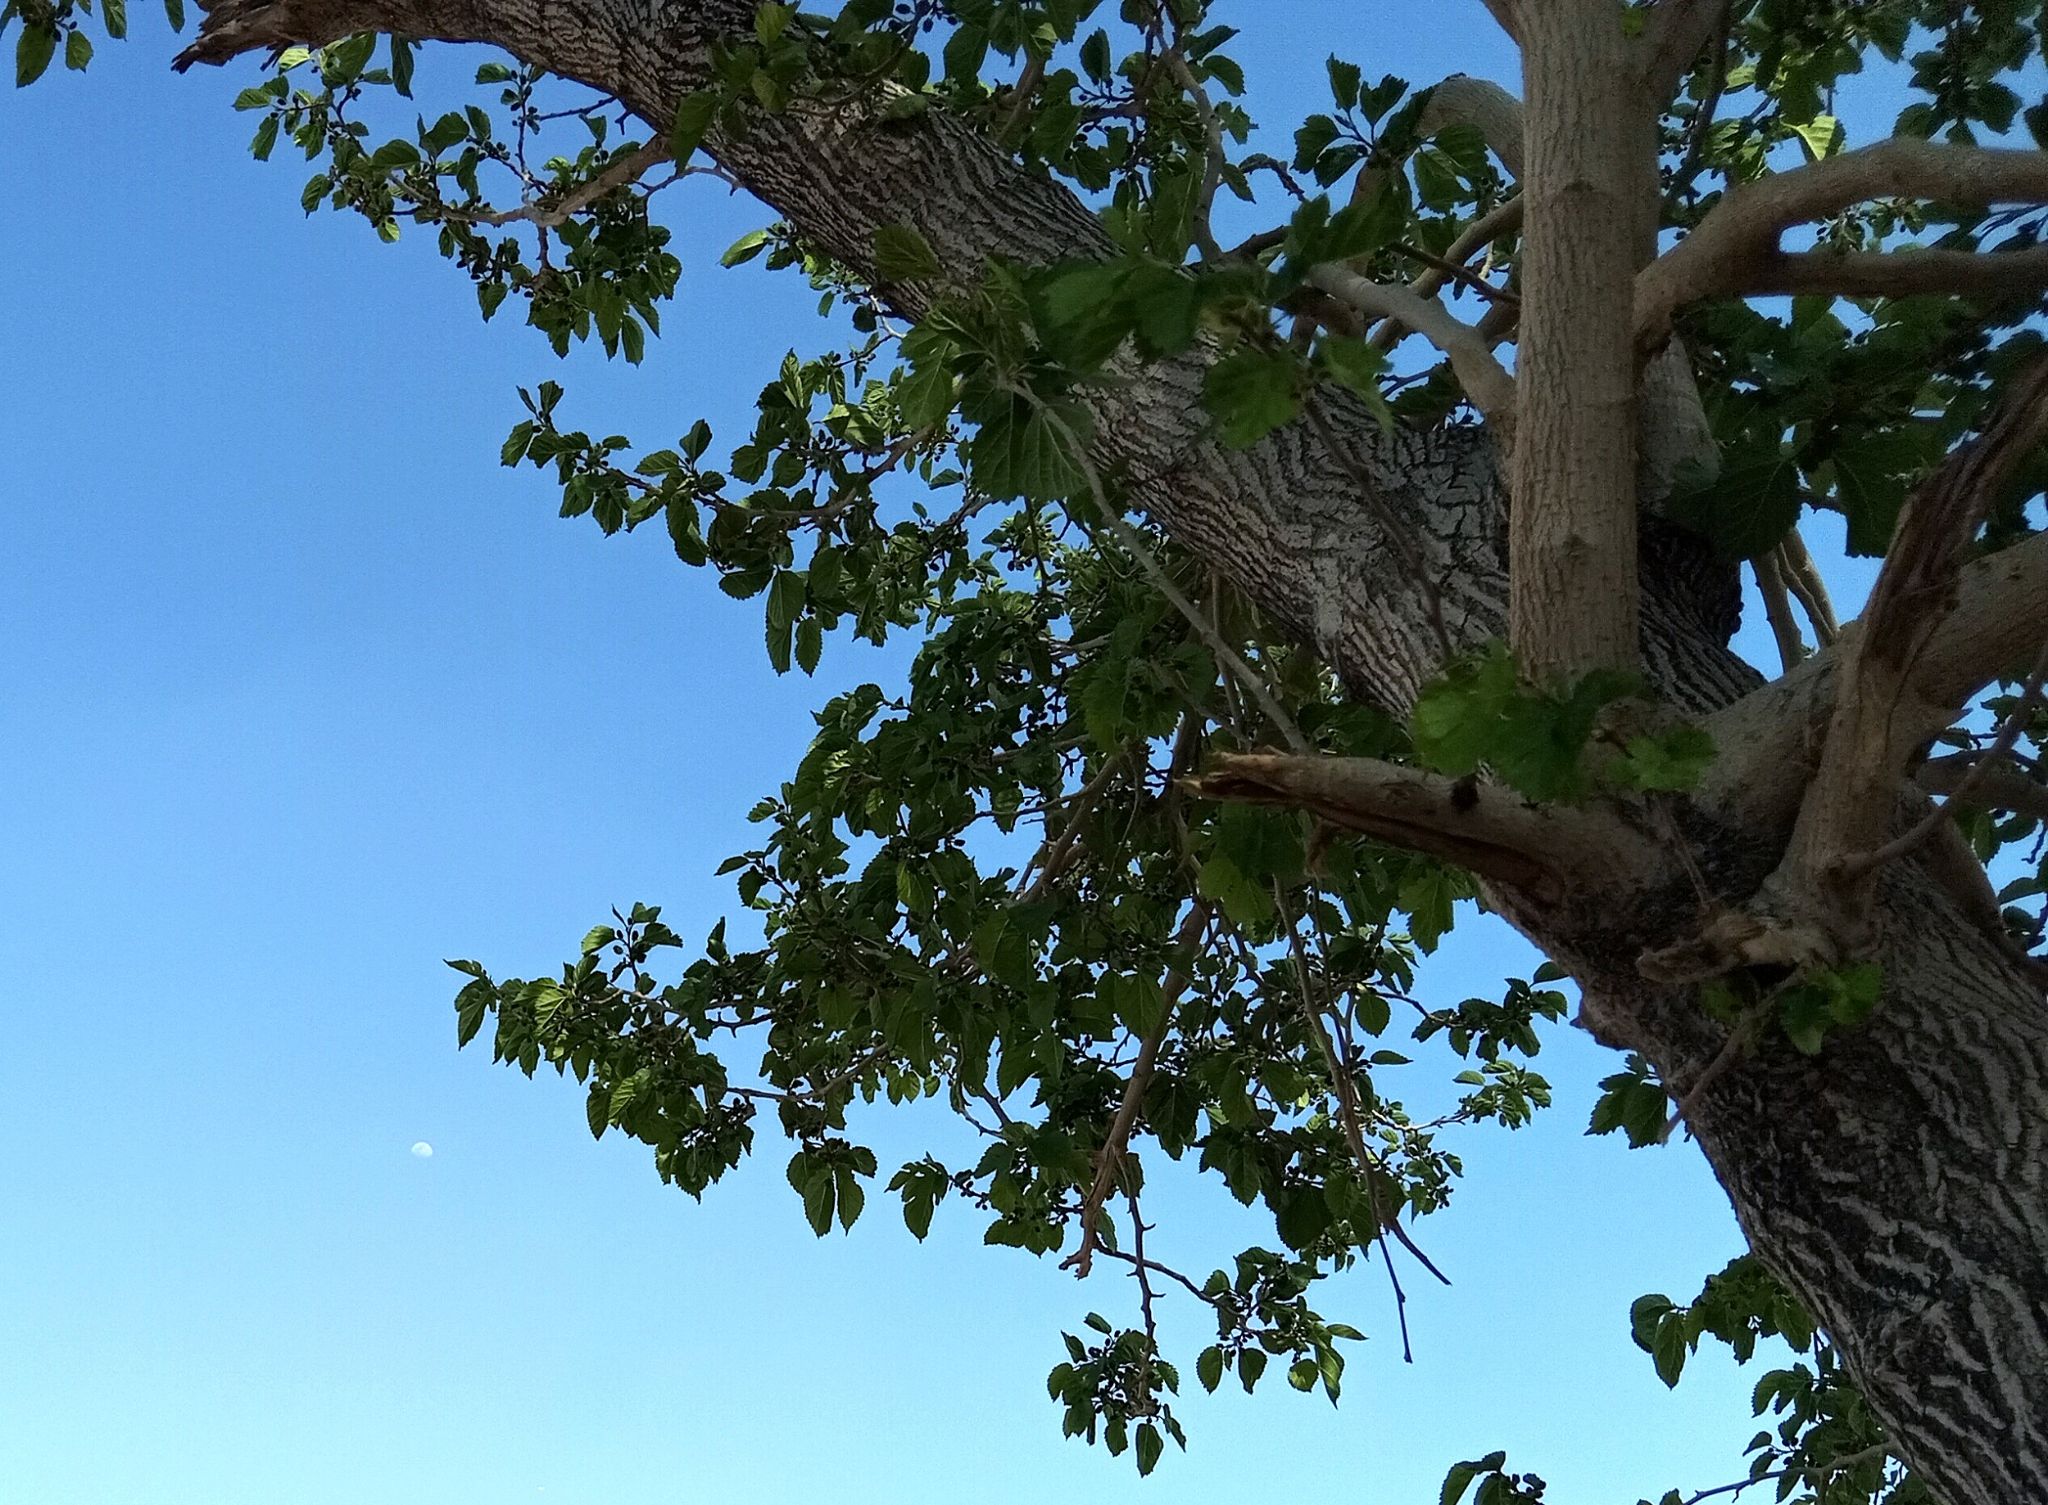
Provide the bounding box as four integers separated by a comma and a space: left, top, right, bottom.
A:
410, 1141, 434, 1159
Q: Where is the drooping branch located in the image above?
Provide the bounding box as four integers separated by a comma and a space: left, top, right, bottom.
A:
1065, 900, 1213, 1279
1637, 140, 2048, 350
1183, 751, 1660, 904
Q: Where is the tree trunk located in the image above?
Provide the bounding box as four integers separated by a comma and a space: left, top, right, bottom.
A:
180, 4, 2048, 1499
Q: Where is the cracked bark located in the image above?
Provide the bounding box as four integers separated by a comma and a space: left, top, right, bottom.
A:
179, 3, 2048, 1500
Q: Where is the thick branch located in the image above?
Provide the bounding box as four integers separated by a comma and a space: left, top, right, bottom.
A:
1183, 752, 1659, 904
1637, 140, 2048, 349
1704, 527, 2048, 837
1773, 360, 2048, 923
1416, 74, 1527, 181
1641, 0, 1731, 107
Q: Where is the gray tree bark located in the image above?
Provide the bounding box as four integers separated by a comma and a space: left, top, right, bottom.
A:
180, 4, 2048, 1500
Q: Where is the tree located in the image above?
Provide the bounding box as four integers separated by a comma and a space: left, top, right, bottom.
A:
18, 0, 2048, 1499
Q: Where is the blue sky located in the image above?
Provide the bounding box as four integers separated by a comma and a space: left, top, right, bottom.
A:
0, 6, 1892, 1502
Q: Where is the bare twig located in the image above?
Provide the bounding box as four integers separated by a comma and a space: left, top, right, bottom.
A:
1276, 884, 1433, 1362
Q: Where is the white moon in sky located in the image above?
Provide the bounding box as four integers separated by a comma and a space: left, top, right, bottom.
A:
410, 1141, 434, 1159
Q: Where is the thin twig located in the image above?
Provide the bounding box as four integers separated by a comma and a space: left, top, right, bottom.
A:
1677, 1442, 1894, 1505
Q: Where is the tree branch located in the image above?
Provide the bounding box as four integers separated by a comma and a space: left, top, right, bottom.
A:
1641, 0, 1732, 108
465, 138, 671, 226
1752, 550, 1806, 673
1368, 196, 1525, 353
1416, 74, 1527, 181
1703, 527, 2048, 838
1637, 140, 2048, 351
1776, 357, 2048, 925
1182, 752, 1660, 904
1848, 638, 2048, 877
1305, 264, 1518, 431
1915, 751, 2048, 823
1478, 0, 1521, 45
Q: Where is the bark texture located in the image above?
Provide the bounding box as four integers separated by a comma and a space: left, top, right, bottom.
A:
180, 4, 2048, 1501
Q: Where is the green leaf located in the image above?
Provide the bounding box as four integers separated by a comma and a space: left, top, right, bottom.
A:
1198, 854, 1273, 929
1316, 335, 1395, 428
1196, 1345, 1224, 1393
669, 90, 719, 165
873, 223, 942, 282
1135, 1421, 1164, 1476
1789, 114, 1844, 160
1612, 725, 1716, 792
1202, 346, 1300, 447
1327, 57, 1361, 111
721, 228, 772, 268
16, 24, 58, 87
755, 1, 794, 44
1668, 446, 1803, 561
964, 394, 1085, 502
64, 29, 93, 71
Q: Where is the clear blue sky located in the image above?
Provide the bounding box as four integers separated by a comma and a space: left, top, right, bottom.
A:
0, 7, 1883, 1502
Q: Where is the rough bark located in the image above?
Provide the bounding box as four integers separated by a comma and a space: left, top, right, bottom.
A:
179, 4, 2048, 1501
